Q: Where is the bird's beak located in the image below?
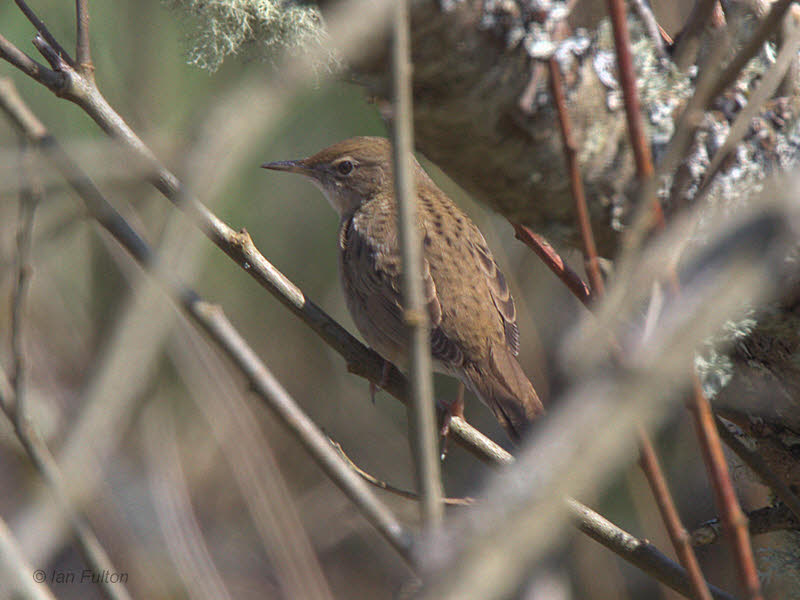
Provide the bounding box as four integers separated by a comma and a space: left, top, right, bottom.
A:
260, 159, 310, 174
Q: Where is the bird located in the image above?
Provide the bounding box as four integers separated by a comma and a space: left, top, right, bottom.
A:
262, 136, 543, 442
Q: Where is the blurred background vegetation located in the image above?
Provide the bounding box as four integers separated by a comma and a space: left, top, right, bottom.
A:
0, 1, 796, 598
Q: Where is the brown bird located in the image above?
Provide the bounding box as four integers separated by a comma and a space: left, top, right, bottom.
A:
262, 137, 543, 441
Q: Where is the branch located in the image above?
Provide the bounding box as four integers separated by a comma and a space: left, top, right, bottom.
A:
569, 499, 735, 600
0, 77, 415, 568
691, 504, 800, 546
638, 426, 713, 600
715, 416, 800, 523
605, 5, 762, 596
331, 440, 475, 507
0, 34, 63, 89
2, 133, 130, 600
13, 0, 74, 66
549, 42, 711, 600
75, 0, 92, 74
391, 0, 443, 527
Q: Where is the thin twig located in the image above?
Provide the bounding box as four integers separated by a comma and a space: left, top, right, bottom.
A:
13, 0, 74, 66
638, 426, 713, 600
330, 440, 475, 507
629, 0, 668, 59
550, 39, 712, 600
0, 373, 133, 600
392, 0, 443, 527
687, 376, 763, 600
605, 0, 657, 185
672, 0, 722, 70
0, 78, 415, 568
715, 415, 800, 524
5, 132, 130, 600
569, 498, 736, 600
0, 34, 63, 89
511, 224, 593, 308
547, 56, 605, 297
75, 0, 93, 76
691, 503, 800, 546
694, 10, 800, 204
10, 138, 38, 420
709, 0, 796, 101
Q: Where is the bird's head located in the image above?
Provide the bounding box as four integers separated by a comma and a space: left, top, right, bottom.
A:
262, 136, 397, 218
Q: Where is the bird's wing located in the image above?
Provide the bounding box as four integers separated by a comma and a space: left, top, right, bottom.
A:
340, 212, 465, 367
467, 234, 520, 356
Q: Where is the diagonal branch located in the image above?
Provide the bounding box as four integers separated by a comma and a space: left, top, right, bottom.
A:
0, 77, 415, 568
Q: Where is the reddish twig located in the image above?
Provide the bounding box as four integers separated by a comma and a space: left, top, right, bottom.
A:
638, 425, 713, 600
605, 2, 763, 597
605, 0, 656, 181
512, 226, 593, 308
688, 376, 763, 600
547, 57, 605, 298
549, 46, 712, 600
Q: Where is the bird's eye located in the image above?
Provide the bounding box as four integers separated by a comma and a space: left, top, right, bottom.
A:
337, 160, 354, 176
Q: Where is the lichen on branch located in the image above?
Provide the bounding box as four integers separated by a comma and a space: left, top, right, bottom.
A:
165, 0, 331, 71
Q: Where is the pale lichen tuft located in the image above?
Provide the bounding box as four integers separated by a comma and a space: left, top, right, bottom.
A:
165, 0, 330, 72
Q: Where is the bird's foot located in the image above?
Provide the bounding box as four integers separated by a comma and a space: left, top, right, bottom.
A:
438, 383, 465, 460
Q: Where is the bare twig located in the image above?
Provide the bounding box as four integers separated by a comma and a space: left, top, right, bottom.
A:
605, 0, 657, 186
715, 415, 800, 524
709, 0, 796, 101
569, 499, 735, 600
672, 0, 722, 70
3, 131, 130, 600
638, 426, 713, 600
75, 0, 93, 75
629, 0, 668, 59
331, 440, 475, 507
694, 10, 800, 203
0, 34, 63, 89
550, 42, 712, 600
10, 139, 39, 420
0, 78, 415, 567
547, 56, 605, 298
13, 0, 74, 66
0, 371, 133, 600
687, 376, 763, 600
511, 224, 593, 308
392, 0, 443, 527
692, 503, 800, 546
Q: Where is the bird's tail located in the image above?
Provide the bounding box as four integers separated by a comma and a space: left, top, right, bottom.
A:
462, 346, 544, 443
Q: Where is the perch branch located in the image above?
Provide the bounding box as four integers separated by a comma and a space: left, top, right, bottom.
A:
0, 78, 415, 567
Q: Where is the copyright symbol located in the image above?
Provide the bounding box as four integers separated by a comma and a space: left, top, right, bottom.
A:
32, 570, 46, 583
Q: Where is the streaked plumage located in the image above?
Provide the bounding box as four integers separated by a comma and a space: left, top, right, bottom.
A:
263, 137, 543, 441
